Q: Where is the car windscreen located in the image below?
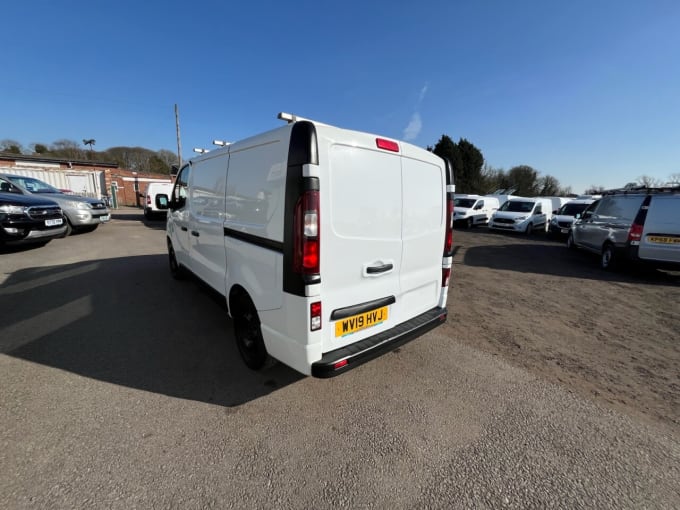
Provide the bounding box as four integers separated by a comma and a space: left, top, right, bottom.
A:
499, 200, 534, 213
559, 203, 590, 216
7, 176, 60, 194
454, 198, 476, 208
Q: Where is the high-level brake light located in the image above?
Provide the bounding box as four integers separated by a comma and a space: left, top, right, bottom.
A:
376, 138, 399, 152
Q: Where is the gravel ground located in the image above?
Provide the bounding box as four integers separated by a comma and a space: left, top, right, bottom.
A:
1, 210, 679, 509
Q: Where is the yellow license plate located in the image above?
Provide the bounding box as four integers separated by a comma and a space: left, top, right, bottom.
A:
647, 236, 680, 244
335, 306, 388, 338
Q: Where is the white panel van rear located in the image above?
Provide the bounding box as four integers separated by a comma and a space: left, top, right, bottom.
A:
164, 114, 452, 377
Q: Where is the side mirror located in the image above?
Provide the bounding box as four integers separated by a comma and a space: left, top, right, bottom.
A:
552, 210, 557, 215
168, 196, 185, 211
574, 213, 581, 219
156, 194, 169, 210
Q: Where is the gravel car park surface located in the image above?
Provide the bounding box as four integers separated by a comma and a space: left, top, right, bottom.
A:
1, 209, 679, 509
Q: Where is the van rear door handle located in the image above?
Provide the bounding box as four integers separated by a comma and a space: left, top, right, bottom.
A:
366, 263, 393, 274
181, 226, 188, 231
191, 231, 200, 237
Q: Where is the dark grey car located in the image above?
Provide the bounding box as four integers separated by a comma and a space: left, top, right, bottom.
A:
568, 188, 680, 270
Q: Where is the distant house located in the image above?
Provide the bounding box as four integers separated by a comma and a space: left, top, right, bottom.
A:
0, 153, 172, 207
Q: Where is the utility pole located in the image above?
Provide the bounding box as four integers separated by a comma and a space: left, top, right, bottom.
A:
175, 104, 182, 168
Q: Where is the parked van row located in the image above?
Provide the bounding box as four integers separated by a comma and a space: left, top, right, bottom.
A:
0, 174, 110, 248
160, 113, 453, 378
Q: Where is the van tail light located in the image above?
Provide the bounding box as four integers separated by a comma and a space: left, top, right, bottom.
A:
444, 195, 454, 255
146, 195, 151, 205
442, 267, 451, 288
628, 223, 643, 243
310, 301, 322, 331
294, 190, 320, 275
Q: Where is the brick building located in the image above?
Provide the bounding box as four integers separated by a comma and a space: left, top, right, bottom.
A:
0, 154, 172, 207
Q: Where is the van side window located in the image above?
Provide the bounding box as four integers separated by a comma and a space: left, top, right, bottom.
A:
173, 165, 190, 201
596, 196, 644, 221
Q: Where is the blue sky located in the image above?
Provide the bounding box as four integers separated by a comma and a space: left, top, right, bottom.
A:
2, 0, 679, 193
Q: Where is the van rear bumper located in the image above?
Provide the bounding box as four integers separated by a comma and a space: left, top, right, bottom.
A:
311, 307, 447, 378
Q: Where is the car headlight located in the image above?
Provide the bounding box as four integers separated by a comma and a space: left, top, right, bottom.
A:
67, 200, 92, 209
550, 217, 557, 225
0, 204, 28, 214
515, 216, 527, 222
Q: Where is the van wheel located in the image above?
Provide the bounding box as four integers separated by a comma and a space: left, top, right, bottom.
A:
601, 243, 618, 270
233, 295, 269, 370
525, 223, 533, 235
467, 218, 473, 229
167, 240, 184, 280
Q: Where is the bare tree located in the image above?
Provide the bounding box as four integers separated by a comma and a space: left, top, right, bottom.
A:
636, 175, 663, 188
667, 172, 680, 186
51, 139, 84, 160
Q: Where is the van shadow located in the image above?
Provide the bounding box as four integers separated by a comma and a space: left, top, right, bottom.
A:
0, 255, 303, 406
462, 239, 680, 286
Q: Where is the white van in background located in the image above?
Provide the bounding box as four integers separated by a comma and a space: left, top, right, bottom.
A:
453, 194, 499, 228
144, 182, 173, 219
548, 197, 597, 238
488, 197, 553, 234
162, 113, 453, 377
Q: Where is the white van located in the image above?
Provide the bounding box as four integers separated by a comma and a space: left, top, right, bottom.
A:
162, 113, 453, 377
144, 182, 174, 219
488, 197, 553, 234
453, 194, 499, 228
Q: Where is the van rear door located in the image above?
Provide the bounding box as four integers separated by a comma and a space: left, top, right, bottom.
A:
319, 128, 444, 353
638, 195, 680, 263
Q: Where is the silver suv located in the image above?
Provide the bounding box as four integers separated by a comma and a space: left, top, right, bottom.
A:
568, 187, 680, 270
1, 173, 110, 235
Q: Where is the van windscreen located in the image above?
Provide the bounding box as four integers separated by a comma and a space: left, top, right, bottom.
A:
454, 198, 476, 208
499, 201, 534, 213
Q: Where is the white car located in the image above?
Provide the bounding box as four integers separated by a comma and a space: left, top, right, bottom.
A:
162, 113, 453, 377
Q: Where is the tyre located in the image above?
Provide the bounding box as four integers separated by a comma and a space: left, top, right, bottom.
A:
566, 232, 576, 250
167, 239, 184, 280
233, 294, 269, 370
79, 225, 98, 233
467, 217, 473, 229
144, 208, 151, 219
63, 219, 73, 237
601, 243, 617, 270
525, 223, 533, 235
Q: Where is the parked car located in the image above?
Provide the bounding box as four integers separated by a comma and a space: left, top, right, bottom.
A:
488, 197, 553, 234
548, 198, 597, 238
0, 177, 67, 246
0, 173, 110, 235
143, 182, 173, 219
568, 187, 680, 270
453, 194, 499, 228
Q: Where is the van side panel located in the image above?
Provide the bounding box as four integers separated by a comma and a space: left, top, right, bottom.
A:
188, 153, 228, 291
400, 156, 444, 316
224, 130, 289, 311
